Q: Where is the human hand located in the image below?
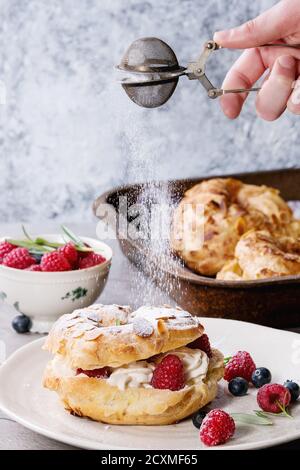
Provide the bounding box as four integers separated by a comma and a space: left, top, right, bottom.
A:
214, 0, 300, 120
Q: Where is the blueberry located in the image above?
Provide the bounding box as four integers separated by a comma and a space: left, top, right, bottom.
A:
284, 380, 300, 402
228, 377, 249, 396
251, 367, 272, 388
32, 253, 43, 264
12, 314, 31, 333
192, 410, 207, 429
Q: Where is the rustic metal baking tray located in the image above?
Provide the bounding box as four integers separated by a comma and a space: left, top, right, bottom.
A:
94, 168, 300, 328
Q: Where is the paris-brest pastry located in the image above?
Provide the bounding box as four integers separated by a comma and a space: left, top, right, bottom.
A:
43, 304, 224, 425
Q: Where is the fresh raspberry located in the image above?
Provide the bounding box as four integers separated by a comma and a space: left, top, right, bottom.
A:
40, 251, 71, 272
59, 243, 78, 268
224, 351, 256, 382
78, 246, 90, 259
188, 334, 212, 358
200, 409, 235, 446
151, 354, 185, 391
77, 243, 92, 260
2, 247, 36, 269
0, 242, 15, 263
257, 383, 291, 414
79, 252, 106, 269
76, 367, 111, 378
27, 264, 42, 272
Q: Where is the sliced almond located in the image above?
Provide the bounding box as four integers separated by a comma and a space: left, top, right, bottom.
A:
84, 329, 103, 341
133, 318, 154, 338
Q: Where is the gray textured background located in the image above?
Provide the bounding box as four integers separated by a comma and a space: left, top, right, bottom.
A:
1, 0, 299, 224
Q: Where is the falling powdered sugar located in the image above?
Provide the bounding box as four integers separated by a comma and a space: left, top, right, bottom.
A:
116, 103, 185, 308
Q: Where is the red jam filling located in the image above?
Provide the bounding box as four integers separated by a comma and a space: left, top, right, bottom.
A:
76, 367, 111, 378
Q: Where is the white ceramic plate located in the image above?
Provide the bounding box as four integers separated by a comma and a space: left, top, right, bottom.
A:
0, 318, 299, 450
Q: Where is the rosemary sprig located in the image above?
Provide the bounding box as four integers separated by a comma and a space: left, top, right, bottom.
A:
22, 225, 33, 241
275, 401, 293, 419
34, 237, 63, 249
61, 225, 103, 254
224, 356, 232, 365
61, 225, 85, 248
255, 408, 293, 419
231, 412, 273, 426
8, 226, 101, 256
6, 239, 54, 253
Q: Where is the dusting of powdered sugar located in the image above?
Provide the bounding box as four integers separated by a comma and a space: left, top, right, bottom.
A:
56, 304, 200, 344
132, 305, 189, 320
132, 317, 154, 337
131, 305, 201, 331
116, 104, 185, 307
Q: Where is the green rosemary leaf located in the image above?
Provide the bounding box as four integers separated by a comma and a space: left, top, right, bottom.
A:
254, 409, 290, 419
61, 225, 84, 247
223, 356, 232, 365
34, 237, 62, 248
275, 401, 293, 419
22, 225, 33, 241
7, 239, 53, 252
231, 413, 273, 426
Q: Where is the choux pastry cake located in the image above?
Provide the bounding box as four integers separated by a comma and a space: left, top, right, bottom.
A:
171, 177, 298, 277
43, 304, 224, 425
217, 230, 300, 280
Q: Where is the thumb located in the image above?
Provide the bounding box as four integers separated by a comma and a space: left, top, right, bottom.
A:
214, 0, 297, 48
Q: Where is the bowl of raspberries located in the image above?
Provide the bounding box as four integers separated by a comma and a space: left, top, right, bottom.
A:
0, 226, 112, 333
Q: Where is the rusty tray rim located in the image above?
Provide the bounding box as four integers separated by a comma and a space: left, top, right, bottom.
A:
93, 167, 300, 289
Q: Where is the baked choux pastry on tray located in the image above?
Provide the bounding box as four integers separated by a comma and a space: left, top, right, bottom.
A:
217, 230, 300, 281
43, 304, 224, 425
171, 177, 297, 276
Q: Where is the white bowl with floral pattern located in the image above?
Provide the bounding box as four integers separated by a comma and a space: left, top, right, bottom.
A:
0, 235, 112, 333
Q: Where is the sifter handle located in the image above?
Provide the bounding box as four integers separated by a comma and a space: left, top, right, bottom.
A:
217, 43, 300, 98
189, 40, 300, 99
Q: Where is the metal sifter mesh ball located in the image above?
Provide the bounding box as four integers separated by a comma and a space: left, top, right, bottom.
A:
117, 37, 186, 108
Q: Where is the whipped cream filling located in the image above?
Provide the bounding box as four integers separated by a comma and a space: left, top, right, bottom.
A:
172, 348, 209, 382
106, 348, 209, 391
51, 355, 76, 377
106, 361, 155, 391
51, 347, 209, 391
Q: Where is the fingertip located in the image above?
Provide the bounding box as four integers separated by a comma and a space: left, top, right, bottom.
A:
277, 55, 296, 70
255, 93, 285, 121
255, 107, 278, 122
214, 26, 249, 48
213, 30, 228, 45
220, 94, 242, 119
255, 92, 283, 121
255, 55, 296, 121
